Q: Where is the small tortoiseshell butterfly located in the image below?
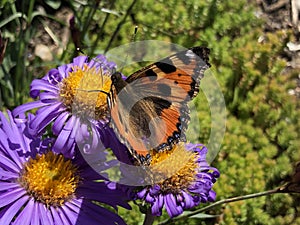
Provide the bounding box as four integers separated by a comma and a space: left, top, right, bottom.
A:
108, 46, 210, 165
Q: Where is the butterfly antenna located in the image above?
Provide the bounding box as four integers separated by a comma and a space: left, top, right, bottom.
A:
119, 25, 138, 73
76, 47, 85, 55
133, 25, 138, 41
88, 55, 113, 90
100, 64, 104, 89
75, 88, 110, 96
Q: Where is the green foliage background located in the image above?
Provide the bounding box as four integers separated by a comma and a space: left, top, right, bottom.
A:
0, 0, 299, 224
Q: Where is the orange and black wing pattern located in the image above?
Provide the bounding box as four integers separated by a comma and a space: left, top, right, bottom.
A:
109, 47, 210, 164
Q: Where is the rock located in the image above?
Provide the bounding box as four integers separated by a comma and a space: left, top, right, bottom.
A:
34, 44, 53, 61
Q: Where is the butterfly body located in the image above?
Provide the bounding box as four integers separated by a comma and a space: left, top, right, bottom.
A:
108, 47, 210, 165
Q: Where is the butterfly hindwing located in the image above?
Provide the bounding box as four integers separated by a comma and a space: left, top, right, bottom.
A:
109, 46, 210, 164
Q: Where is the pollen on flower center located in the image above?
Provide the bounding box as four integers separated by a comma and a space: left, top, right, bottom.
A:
18, 152, 80, 207
59, 65, 112, 120
149, 143, 198, 194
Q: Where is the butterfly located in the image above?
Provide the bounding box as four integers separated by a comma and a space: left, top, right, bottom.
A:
106, 46, 211, 165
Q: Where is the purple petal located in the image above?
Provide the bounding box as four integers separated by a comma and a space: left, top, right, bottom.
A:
30, 79, 59, 94
145, 192, 155, 203
53, 128, 72, 153
53, 116, 78, 154
60, 204, 77, 224
12, 198, 35, 225
74, 122, 88, 143
73, 55, 88, 67
0, 187, 27, 207
0, 169, 19, 179
208, 190, 216, 201
137, 188, 147, 199
57, 64, 72, 79
0, 182, 20, 191
3, 113, 32, 166
0, 111, 13, 132
30, 102, 63, 134
13, 101, 49, 117
165, 194, 183, 217
39, 91, 58, 100
30, 201, 40, 225
56, 207, 73, 225
38, 203, 54, 225
0, 154, 20, 174
47, 69, 63, 85
149, 184, 160, 195
50, 206, 64, 225
182, 191, 194, 208
90, 124, 101, 150
78, 200, 127, 225
52, 111, 69, 135
65, 199, 81, 214
212, 170, 220, 178
151, 194, 164, 216
0, 195, 29, 224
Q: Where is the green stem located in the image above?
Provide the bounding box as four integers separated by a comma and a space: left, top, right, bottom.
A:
158, 188, 280, 225
104, 0, 138, 53
14, 0, 36, 106
90, 0, 116, 56
27, 0, 36, 24
143, 208, 156, 225
81, 1, 100, 37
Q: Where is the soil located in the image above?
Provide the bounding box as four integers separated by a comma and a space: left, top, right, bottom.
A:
257, 0, 300, 99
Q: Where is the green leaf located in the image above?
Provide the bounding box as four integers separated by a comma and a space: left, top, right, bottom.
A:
44, 0, 61, 10
178, 211, 219, 219
189, 213, 219, 219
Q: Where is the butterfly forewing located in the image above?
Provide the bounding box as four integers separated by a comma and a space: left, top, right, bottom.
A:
126, 46, 210, 99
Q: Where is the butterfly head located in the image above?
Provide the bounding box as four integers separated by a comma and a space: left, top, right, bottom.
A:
111, 72, 123, 84
110, 72, 128, 94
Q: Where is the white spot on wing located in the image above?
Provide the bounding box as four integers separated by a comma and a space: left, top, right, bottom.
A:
185, 50, 195, 58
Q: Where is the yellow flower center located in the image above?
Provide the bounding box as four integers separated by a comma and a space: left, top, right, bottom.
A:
18, 152, 80, 207
59, 65, 112, 120
149, 143, 198, 194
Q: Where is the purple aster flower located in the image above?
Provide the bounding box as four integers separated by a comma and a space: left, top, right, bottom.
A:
12, 55, 116, 158
134, 143, 219, 218
0, 111, 130, 224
